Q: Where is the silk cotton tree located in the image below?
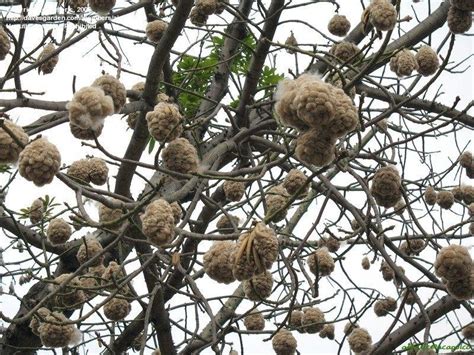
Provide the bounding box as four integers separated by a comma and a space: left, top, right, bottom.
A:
0, 0, 473, 354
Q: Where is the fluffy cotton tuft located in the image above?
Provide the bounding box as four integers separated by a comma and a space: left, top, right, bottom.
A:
99, 202, 123, 230
162, 138, 199, 174
216, 214, 240, 234
89, 0, 115, 15
283, 169, 309, 196
307, 247, 335, 277
223, 180, 246, 202
400, 239, 425, 256
146, 102, 183, 143
451, 0, 474, 11
301, 307, 325, 333
0, 119, 29, 164
18, 138, 61, 186
329, 41, 360, 62
29, 198, 44, 224
447, 6, 472, 34
243, 310, 265, 331
319, 324, 335, 339
348, 328, 372, 354
344, 322, 359, 335
294, 79, 336, 126
38, 311, 81, 348
146, 20, 168, 43
361, 256, 370, 270
272, 329, 297, 355
373, 297, 397, 317
328, 15, 351, 36
436, 191, 454, 209
424, 186, 437, 205
370, 165, 402, 208
76, 236, 104, 266
37, 43, 59, 75
295, 129, 336, 167
92, 75, 127, 113
47, 218, 72, 245
243, 271, 273, 301
141, 199, 176, 246
390, 49, 419, 77
368, 0, 398, 31
104, 297, 131, 321
317, 235, 340, 253
265, 185, 289, 222
462, 323, 474, 340
434, 245, 472, 281
50, 273, 86, 309
446, 266, 473, 300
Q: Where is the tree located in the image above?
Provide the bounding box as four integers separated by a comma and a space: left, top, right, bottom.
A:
0, 0, 473, 353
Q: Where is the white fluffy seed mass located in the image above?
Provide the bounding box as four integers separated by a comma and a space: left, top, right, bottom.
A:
370, 165, 402, 208
92, 75, 127, 113
70, 121, 104, 140
0, 26, 10, 61
294, 79, 336, 126
274, 76, 309, 131
322, 87, 358, 137
47, 218, 72, 245
141, 199, 176, 246
37, 43, 58, 75
146, 102, 183, 143
162, 138, 199, 174
146, 20, 168, 43
18, 138, 61, 187
203, 241, 236, 284
272, 329, 297, 355
0, 119, 29, 164
390, 49, 419, 77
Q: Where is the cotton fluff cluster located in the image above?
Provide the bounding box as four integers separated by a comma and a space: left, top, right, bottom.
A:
434, 245, 472, 281
243, 310, 265, 331
37, 43, 58, 75
68, 157, 108, 185
329, 41, 360, 62
146, 102, 183, 143
0, 119, 29, 164
289, 310, 303, 329
216, 214, 240, 234
243, 271, 273, 301
29, 198, 44, 224
373, 297, 397, 316
67, 86, 114, 138
190, 0, 225, 27
462, 323, 474, 339
265, 185, 290, 222
400, 239, 425, 256
319, 324, 335, 340
0, 26, 10, 61
104, 297, 131, 321
370, 165, 402, 208
29, 307, 50, 336
424, 186, 437, 205
283, 169, 309, 196
445, 266, 473, 300
447, 5, 472, 34
223, 180, 246, 202
162, 138, 199, 174
415, 46, 439, 76
363, 0, 397, 32
301, 307, 325, 333
436, 191, 454, 209
327, 15, 351, 37
146, 20, 168, 43
92, 75, 127, 113
272, 329, 297, 355
18, 138, 61, 186
36, 310, 81, 348
141, 199, 176, 246
317, 235, 340, 253
203, 241, 236, 284
51, 273, 86, 309
461, 185, 474, 204
348, 328, 372, 354
99, 202, 123, 229
89, 0, 115, 15
47, 218, 72, 245
76, 236, 104, 266
307, 247, 335, 277
102, 261, 129, 293
390, 49, 419, 77
275, 74, 358, 167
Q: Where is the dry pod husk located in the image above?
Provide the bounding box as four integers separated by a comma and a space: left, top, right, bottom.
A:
0, 120, 29, 164
272, 329, 297, 355
162, 138, 199, 175
319, 324, 335, 340
415, 46, 439, 76
203, 241, 236, 284
447, 6, 472, 34
29, 307, 51, 336
243, 271, 273, 301
348, 328, 372, 354
243, 310, 265, 331
146, 20, 168, 43
146, 102, 183, 143
301, 307, 325, 333
361, 256, 370, 270
380, 260, 395, 281
390, 49, 418, 77
445, 266, 473, 300
19, 138, 61, 186
141, 199, 176, 246
344, 322, 359, 335
317, 235, 340, 253
285, 31, 298, 54
400, 239, 425, 256
50, 273, 86, 309
283, 169, 308, 197
103, 297, 131, 321
373, 297, 397, 317
47, 218, 72, 245
89, 0, 115, 15
295, 129, 336, 167
329, 41, 360, 62
223, 180, 246, 202
216, 214, 240, 234
92, 74, 127, 113
38, 311, 81, 348
76, 236, 104, 266
307, 247, 335, 277
265, 185, 290, 223
424, 186, 437, 205
99, 202, 123, 229
37, 43, 58, 75
328, 15, 351, 36
436, 190, 454, 209
0, 26, 10, 60
462, 323, 474, 340
29, 198, 44, 224
366, 0, 397, 31
370, 165, 402, 208
462, 185, 474, 204
434, 245, 472, 281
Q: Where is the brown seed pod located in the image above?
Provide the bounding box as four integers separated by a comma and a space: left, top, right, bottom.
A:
289, 310, 303, 329
146, 102, 183, 143
47, 218, 72, 245
29, 307, 51, 336
50, 273, 86, 309
190, 7, 209, 26
37, 43, 58, 75
390, 49, 419, 77
294, 79, 336, 126
329, 41, 360, 62
18, 138, 61, 187
415, 46, 439, 76
29, 198, 44, 224
99, 202, 123, 230
195, 0, 218, 15
67, 86, 114, 132
265, 185, 289, 223
319, 324, 335, 340
301, 307, 325, 333
344, 322, 359, 336
76, 236, 104, 266
0, 119, 29, 164
223, 180, 246, 202
70, 121, 104, 140
68, 159, 91, 184
283, 169, 309, 197
79, 273, 100, 299
424, 186, 437, 205
141, 199, 176, 246
348, 328, 372, 354
445, 266, 473, 300
295, 129, 336, 167
272, 329, 297, 355
243, 270, 273, 301
243, 310, 265, 331
361, 256, 370, 270
285, 31, 298, 54
103, 297, 131, 321
102, 261, 128, 292
461, 185, 474, 204
436, 190, 455, 209
274, 77, 309, 131
368, 0, 397, 31
203, 241, 236, 284
89, 0, 115, 15
403, 289, 417, 305
459, 151, 473, 168
462, 323, 474, 340
380, 260, 395, 281
92, 74, 127, 114
400, 239, 425, 256
88, 157, 108, 185
231, 233, 257, 281
252, 223, 279, 269
216, 214, 240, 234
162, 138, 199, 175
373, 297, 397, 317
452, 186, 464, 201
434, 244, 472, 281
308, 247, 335, 277
317, 236, 340, 253
38, 311, 81, 348
169, 201, 182, 224
322, 87, 358, 137
146, 20, 168, 43
328, 15, 351, 36
447, 6, 472, 34
370, 165, 402, 208
451, 0, 474, 11
0, 26, 10, 61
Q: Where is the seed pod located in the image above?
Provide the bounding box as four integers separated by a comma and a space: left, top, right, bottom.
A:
37, 43, 58, 75
265, 185, 289, 223
373, 297, 397, 317
195, 0, 218, 15
319, 324, 335, 340
403, 289, 417, 305
390, 49, 419, 77
317, 236, 340, 253
216, 214, 240, 234
447, 6, 472, 34
162, 138, 199, 175
329, 41, 360, 62
451, 0, 474, 11
436, 191, 454, 209
0, 119, 29, 164
285, 31, 298, 54
295, 129, 336, 167
29, 307, 51, 336
88, 157, 108, 185
399, 239, 425, 256
462, 323, 474, 340
190, 7, 209, 27
344, 322, 359, 336
459, 151, 473, 168
322, 87, 358, 137
146, 20, 168, 43
380, 260, 395, 281
274, 76, 310, 131
294, 79, 336, 126
141, 199, 176, 246
445, 266, 473, 300
103, 297, 131, 321
289, 310, 303, 329
424, 186, 437, 205
47, 218, 72, 245
50, 273, 86, 309
0, 26, 10, 61
70, 121, 104, 140
301, 307, 325, 333
38, 311, 81, 348
252, 222, 279, 269
67, 159, 90, 183
361, 256, 370, 270
76, 236, 104, 266
272, 329, 297, 355
415, 46, 439, 76
169, 201, 182, 224
461, 185, 474, 204
328, 14, 351, 36
283, 169, 308, 197
203, 241, 236, 284
89, 0, 115, 15
348, 328, 372, 354
102, 261, 128, 292
231, 233, 257, 281
434, 245, 472, 281
29, 198, 44, 224
18, 138, 61, 186
243, 271, 273, 301
368, 0, 397, 31
98, 202, 123, 230
92, 75, 127, 114
308, 247, 335, 277
243, 310, 265, 331
146, 102, 183, 143
223, 180, 246, 202
370, 165, 402, 208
